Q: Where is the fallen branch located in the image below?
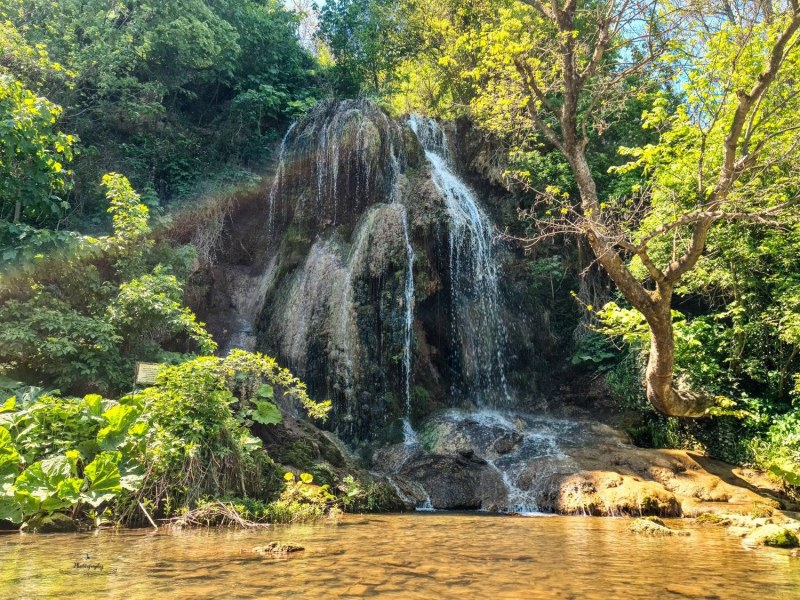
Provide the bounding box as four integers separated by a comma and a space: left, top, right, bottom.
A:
164, 501, 269, 529
138, 500, 158, 530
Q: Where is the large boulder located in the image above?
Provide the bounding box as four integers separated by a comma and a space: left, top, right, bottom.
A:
744, 524, 799, 548
398, 454, 506, 510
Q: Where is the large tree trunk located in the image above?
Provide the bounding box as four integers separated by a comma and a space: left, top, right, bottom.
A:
570, 154, 713, 417
644, 291, 710, 417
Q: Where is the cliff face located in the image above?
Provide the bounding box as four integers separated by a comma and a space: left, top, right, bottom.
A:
199, 100, 575, 443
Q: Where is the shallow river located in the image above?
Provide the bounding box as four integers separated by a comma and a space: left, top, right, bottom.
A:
2, 513, 798, 599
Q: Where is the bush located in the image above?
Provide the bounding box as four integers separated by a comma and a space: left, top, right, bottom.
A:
0, 350, 331, 529
752, 410, 800, 489
264, 472, 338, 524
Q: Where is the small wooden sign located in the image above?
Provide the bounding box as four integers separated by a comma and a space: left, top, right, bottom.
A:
134, 362, 162, 386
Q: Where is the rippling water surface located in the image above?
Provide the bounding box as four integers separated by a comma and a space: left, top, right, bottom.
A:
2, 513, 798, 599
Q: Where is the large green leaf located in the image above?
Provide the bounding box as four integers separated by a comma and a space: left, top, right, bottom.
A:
82, 452, 122, 507
97, 404, 139, 450
250, 400, 282, 426
0, 490, 23, 524
81, 394, 106, 419
119, 461, 144, 492
0, 449, 21, 525
769, 464, 800, 486
0, 426, 21, 486
14, 455, 78, 513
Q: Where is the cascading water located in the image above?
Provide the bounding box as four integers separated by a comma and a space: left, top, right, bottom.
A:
399, 210, 415, 418
399, 116, 567, 513
407, 115, 511, 407
266, 99, 399, 236
267, 122, 296, 234
214, 101, 702, 518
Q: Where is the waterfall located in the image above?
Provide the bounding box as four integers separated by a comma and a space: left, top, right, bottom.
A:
385, 137, 417, 424
268, 122, 296, 234
266, 99, 399, 235
333, 209, 377, 405
399, 210, 415, 418
407, 116, 511, 407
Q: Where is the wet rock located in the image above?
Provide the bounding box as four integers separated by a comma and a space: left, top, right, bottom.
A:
372, 409, 790, 516
251, 542, 305, 555
398, 455, 505, 510
743, 525, 799, 548
23, 513, 79, 533
457, 449, 486, 465
629, 517, 689, 536
493, 432, 523, 455
695, 513, 732, 526
540, 470, 682, 517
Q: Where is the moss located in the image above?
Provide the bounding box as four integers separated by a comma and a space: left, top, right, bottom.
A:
309, 463, 338, 487
260, 454, 285, 499
317, 438, 346, 468
344, 480, 406, 513
745, 524, 799, 548
250, 542, 304, 555
412, 385, 433, 413
748, 502, 776, 519
418, 421, 441, 453
277, 224, 313, 273
629, 517, 690, 536
639, 495, 661, 514
279, 440, 315, 471
22, 513, 79, 533
695, 512, 731, 526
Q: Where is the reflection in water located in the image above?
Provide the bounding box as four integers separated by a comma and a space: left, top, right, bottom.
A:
1, 514, 798, 599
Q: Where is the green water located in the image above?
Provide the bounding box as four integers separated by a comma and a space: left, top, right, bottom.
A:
2, 513, 798, 599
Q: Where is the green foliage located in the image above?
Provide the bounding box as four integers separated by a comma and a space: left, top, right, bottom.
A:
0, 348, 328, 529
0, 292, 123, 391
0, 74, 76, 226
2, 0, 319, 217
120, 351, 329, 516
338, 474, 403, 512
0, 392, 133, 525
102, 173, 151, 272
82, 451, 123, 508
571, 332, 620, 372
0, 173, 215, 394
317, 0, 411, 97
753, 411, 800, 488
266, 471, 337, 524
107, 267, 217, 358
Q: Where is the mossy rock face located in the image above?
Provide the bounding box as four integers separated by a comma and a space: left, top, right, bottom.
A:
695, 513, 731, 526
744, 524, 799, 548
309, 463, 338, 487
22, 513, 79, 533
629, 517, 689, 536
279, 440, 315, 471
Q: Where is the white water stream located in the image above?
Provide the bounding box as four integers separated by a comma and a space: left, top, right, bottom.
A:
407, 116, 511, 407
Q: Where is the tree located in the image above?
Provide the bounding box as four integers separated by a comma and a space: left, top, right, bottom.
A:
447, 0, 800, 417
3, 0, 318, 214
317, 0, 410, 96
0, 75, 75, 225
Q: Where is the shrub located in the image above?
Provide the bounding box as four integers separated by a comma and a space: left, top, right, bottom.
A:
0, 350, 331, 529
